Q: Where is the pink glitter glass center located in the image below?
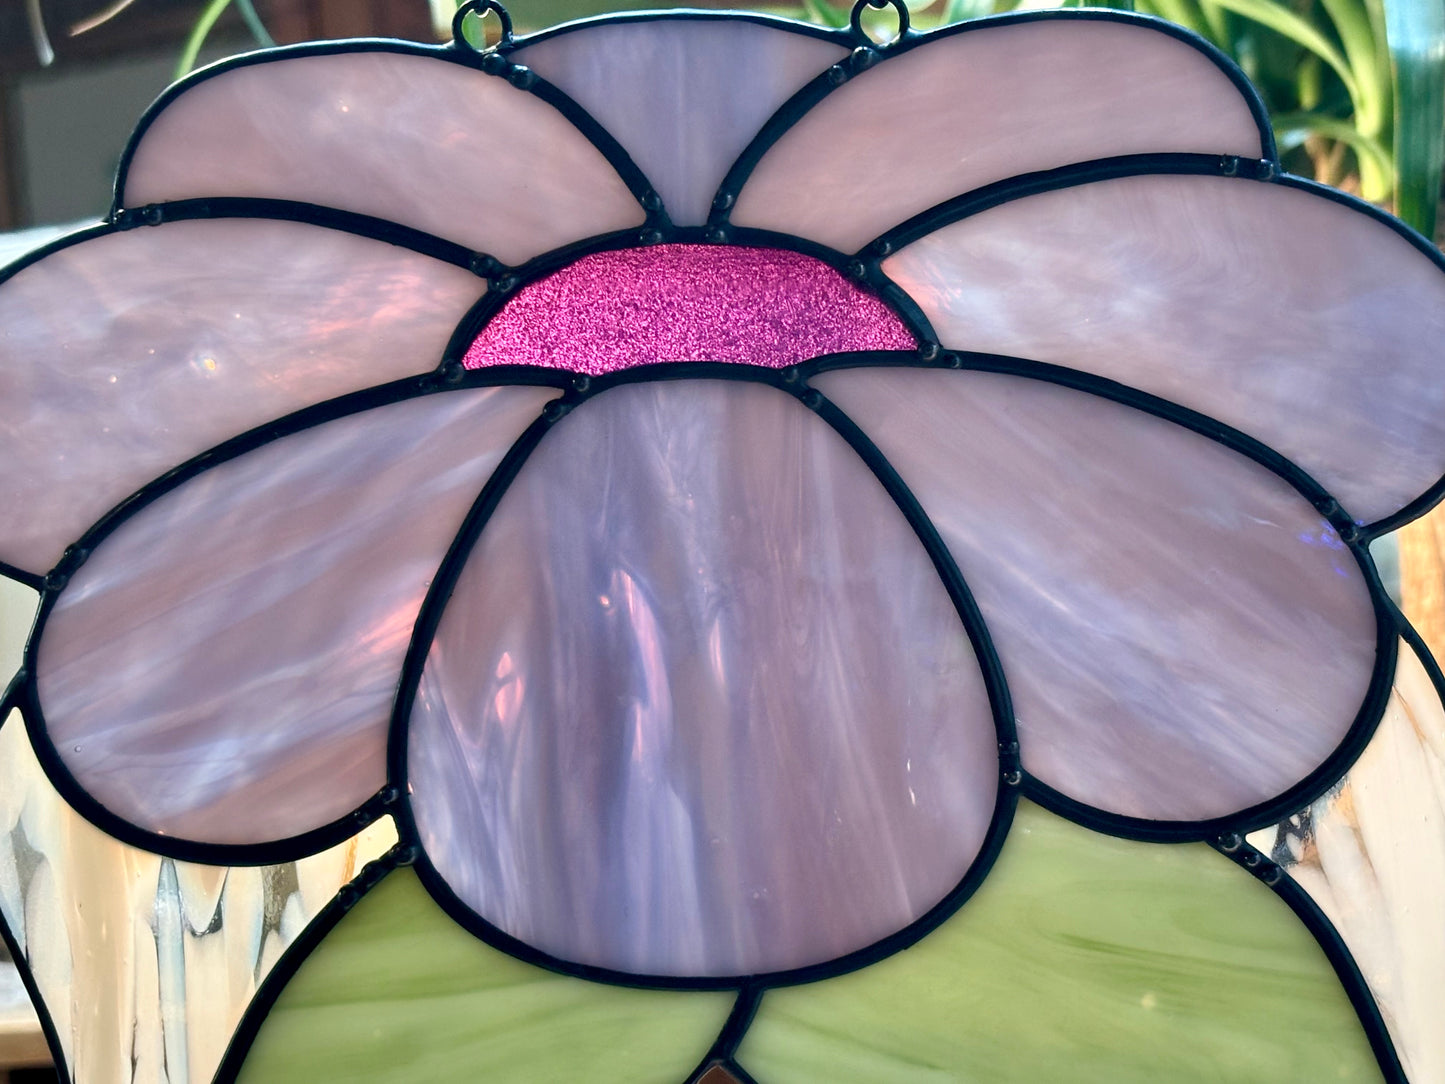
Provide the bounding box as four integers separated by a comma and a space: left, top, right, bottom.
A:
463, 244, 916, 375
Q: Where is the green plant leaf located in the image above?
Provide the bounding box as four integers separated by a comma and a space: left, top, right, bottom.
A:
174, 0, 234, 79
1273, 108, 1396, 196
1137, 0, 1212, 38
1318, 0, 1390, 135
1205, 0, 1362, 106
801, 0, 851, 28
1384, 0, 1445, 237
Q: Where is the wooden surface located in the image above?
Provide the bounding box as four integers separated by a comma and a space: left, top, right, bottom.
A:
1401, 507, 1445, 664
0, 995, 47, 1070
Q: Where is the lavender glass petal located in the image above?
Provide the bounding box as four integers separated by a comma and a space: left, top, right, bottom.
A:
732, 19, 1264, 252
409, 380, 997, 977
122, 51, 644, 265
37, 387, 554, 844
816, 368, 1378, 821
884, 175, 1445, 523
513, 20, 847, 224
0, 219, 485, 573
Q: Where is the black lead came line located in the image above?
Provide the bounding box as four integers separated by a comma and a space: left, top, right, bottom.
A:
377, 366, 1020, 998
6, 354, 1410, 1078
705, 5, 1278, 230
17, 367, 569, 868
210, 842, 411, 1084
1212, 839, 1409, 1084
0, 867, 75, 1084
109, 30, 667, 231
0, 7, 1428, 1081
800, 354, 1402, 849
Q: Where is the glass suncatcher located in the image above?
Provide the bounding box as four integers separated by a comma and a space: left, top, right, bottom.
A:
1, 0, 1444, 1079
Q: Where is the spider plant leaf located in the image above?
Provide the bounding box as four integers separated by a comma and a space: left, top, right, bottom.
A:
1318, 0, 1390, 136
174, 0, 235, 79
801, 0, 851, 28
1204, 0, 1362, 107
1137, 0, 1213, 40
1273, 108, 1396, 198
1384, 0, 1445, 237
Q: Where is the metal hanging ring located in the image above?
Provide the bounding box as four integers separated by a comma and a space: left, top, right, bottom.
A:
452, 0, 514, 52
850, 0, 910, 47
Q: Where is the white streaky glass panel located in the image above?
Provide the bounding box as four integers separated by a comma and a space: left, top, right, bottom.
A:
410, 380, 999, 977
0, 710, 396, 1084
816, 367, 1378, 821
0, 219, 487, 574
36, 386, 554, 846
122, 51, 645, 266
732, 18, 1264, 252
513, 19, 847, 224
1249, 636, 1445, 1083
884, 174, 1445, 524
0, 577, 38, 683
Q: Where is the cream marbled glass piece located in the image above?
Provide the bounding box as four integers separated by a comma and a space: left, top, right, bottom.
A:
885, 174, 1445, 524
816, 367, 1379, 821
513, 19, 847, 225
0, 219, 486, 574
37, 386, 555, 845
731, 18, 1264, 253
0, 711, 396, 1084
409, 380, 998, 977
121, 51, 645, 266
1250, 637, 1445, 1083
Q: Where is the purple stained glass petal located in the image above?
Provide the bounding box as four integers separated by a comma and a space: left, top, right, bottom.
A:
883, 174, 1445, 524
36, 386, 554, 845
122, 51, 644, 266
731, 18, 1265, 252
0, 219, 486, 574
463, 245, 914, 374
512, 20, 848, 224
814, 367, 1379, 821
407, 380, 997, 977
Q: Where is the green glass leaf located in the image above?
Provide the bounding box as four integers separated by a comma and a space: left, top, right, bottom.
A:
235, 868, 735, 1083
736, 801, 1382, 1083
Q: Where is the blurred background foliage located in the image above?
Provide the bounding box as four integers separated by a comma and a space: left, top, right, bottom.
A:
160, 0, 1445, 238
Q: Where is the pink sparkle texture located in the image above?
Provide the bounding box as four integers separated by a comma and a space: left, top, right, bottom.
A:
463, 244, 916, 374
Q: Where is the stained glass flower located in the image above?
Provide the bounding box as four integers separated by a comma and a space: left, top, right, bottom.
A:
2, 2, 1444, 1080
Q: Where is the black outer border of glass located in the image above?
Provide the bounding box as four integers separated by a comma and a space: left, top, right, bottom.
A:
0, 189, 1425, 1082
209, 842, 759, 1084
382, 359, 1021, 994
108, 37, 664, 228
0, 6, 1435, 1075
0, 712, 75, 1084
14, 366, 570, 867
210, 841, 409, 1084
705, 5, 1278, 231
682, 985, 764, 1083
502, 7, 850, 53
1209, 835, 1408, 1084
